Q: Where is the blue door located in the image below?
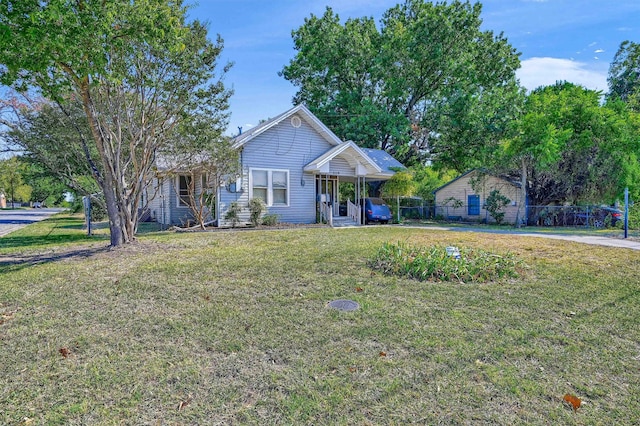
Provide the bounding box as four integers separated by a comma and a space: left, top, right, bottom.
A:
468, 195, 480, 216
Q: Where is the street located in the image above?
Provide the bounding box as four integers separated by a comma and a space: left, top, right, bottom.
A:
0, 208, 65, 237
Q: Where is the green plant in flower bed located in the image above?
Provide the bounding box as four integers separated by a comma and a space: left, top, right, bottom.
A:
370, 242, 524, 283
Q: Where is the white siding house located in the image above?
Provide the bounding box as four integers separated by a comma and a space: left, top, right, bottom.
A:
151, 104, 404, 227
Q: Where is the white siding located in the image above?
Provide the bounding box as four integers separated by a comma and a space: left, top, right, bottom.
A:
152, 173, 213, 226
329, 157, 355, 176
218, 114, 334, 226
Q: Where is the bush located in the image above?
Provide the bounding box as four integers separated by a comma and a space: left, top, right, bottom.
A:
485, 189, 510, 224
71, 195, 107, 221
248, 198, 265, 226
370, 242, 524, 283
225, 201, 243, 227
261, 214, 279, 226
628, 203, 640, 230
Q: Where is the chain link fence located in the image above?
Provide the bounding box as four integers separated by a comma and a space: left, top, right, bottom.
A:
382, 197, 640, 236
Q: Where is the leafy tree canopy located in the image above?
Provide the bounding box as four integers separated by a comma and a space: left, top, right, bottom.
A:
608, 40, 640, 110
0, 0, 233, 245
6, 98, 102, 198
280, 0, 522, 169
503, 81, 640, 207
0, 156, 32, 204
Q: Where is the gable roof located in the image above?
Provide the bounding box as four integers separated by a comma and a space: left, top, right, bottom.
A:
232, 104, 343, 149
304, 141, 382, 176
433, 169, 521, 194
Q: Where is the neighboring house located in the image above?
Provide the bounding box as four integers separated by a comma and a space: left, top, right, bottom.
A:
0, 192, 5, 209
149, 104, 404, 227
434, 169, 524, 224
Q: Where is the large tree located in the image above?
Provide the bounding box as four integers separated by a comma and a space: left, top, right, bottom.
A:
280, 0, 522, 168
0, 1, 232, 246
0, 156, 32, 207
503, 82, 640, 221
608, 40, 640, 110
5, 98, 102, 200
21, 159, 69, 206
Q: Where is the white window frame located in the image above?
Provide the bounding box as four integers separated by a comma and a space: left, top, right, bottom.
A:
249, 168, 290, 207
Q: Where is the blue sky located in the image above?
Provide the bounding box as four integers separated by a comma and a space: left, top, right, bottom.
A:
188, 0, 640, 135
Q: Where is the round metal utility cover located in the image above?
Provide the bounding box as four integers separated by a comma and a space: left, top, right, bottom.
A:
328, 299, 360, 311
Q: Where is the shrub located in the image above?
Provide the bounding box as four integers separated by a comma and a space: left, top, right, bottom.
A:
485, 189, 510, 224
248, 198, 265, 226
370, 242, 524, 283
628, 203, 640, 230
72, 195, 107, 221
225, 201, 243, 227
261, 214, 279, 226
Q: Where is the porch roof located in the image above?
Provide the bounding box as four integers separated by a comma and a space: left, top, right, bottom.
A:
304, 141, 386, 178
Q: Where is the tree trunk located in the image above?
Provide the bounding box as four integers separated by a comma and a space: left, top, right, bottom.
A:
103, 176, 125, 246
79, 81, 129, 246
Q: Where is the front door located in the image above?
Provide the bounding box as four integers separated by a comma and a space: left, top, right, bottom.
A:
468, 194, 480, 216
316, 175, 338, 216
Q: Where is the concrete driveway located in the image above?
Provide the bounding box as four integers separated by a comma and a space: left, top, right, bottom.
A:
0, 208, 65, 237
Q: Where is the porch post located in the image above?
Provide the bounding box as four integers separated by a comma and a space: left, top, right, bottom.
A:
336, 176, 340, 216
356, 176, 360, 224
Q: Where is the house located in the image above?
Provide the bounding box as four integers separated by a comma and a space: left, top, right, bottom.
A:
148, 104, 404, 227
0, 192, 5, 209
433, 169, 524, 225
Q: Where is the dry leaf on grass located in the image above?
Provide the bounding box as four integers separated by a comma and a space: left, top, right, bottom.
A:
563, 394, 581, 412
178, 395, 193, 411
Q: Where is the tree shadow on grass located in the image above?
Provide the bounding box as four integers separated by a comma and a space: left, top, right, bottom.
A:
0, 232, 108, 251
0, 245, 112, 275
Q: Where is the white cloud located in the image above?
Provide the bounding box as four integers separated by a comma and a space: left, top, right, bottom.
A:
517, 57, 609, 92
595, 49, 604, 53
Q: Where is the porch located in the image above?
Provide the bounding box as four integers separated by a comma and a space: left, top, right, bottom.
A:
315, 174, 368, 226
305, 141, 403, 227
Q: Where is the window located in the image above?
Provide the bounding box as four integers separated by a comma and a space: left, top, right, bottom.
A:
178, 175, 192, 207
250, 169, 289, 206
252, 170, 268, 203
272, 171, 287, 205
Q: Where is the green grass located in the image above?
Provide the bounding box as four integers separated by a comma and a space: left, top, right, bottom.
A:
1, 215, 640, 424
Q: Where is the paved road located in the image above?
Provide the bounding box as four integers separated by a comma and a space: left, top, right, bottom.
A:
0, 208, 65, 237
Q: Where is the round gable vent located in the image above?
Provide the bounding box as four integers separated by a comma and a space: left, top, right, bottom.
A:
291, 116, 302, 128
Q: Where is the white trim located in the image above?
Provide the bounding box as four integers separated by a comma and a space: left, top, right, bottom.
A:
232, 105, 342, 149
176, 175, 191, 208
304, 141, 382, 176
248, 168, 290, 207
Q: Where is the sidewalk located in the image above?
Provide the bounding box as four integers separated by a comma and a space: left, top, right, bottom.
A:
514, 232, 640, 250
399, 224, 640, 251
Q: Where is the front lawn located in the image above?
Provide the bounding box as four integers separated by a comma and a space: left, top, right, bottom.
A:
1, 216, 639, 424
